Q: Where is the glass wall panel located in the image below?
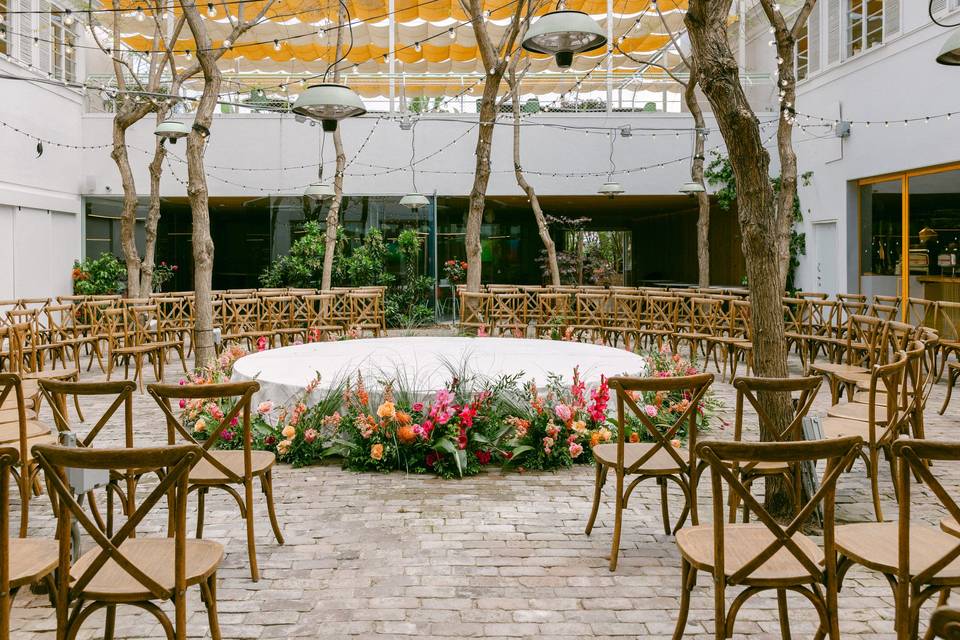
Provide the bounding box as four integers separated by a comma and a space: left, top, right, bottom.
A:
909, 168, 960, 332
859, 178, 902, 298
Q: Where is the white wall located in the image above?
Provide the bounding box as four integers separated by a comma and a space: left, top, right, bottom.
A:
0, 55, 84, 299
79, 111, 740, 199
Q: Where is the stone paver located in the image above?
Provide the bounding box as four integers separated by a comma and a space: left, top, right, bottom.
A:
8, 332, 958, 639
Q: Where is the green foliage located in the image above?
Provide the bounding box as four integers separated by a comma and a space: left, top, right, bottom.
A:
260, 221, 347, 288
704, 152, 811, 293
72, 253, 126, 295
384, 229, 433, 327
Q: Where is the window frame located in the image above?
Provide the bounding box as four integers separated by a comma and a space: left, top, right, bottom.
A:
845, 0, 884, 59
49, 4, 77, 81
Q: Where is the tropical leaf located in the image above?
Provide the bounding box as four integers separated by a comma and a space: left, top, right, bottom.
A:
433, 438, 463, 477
505, 444, 534, 464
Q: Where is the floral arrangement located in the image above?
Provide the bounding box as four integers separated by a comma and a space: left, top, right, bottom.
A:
176, 342, 721, 478
443, 259, 468, 284
152, 261, 179, 292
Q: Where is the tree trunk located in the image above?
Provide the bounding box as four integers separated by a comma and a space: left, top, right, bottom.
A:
774, 38, 799, 293
111, 116, 143, 298
686, 0, 795, 516
465, 83, 499, 292
321, 4, 347, 291
684, 62, 711, 288
509, 67, 560, 286
141, 129, 166, 294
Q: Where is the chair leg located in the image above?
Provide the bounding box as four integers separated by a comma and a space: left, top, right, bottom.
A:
104, 604, 117, 640
658, 477, 671, 536
196, 487, 207, 538
776, 589, 792, 640
869, 447, 884, 522
245, 480, 259, 582
17, 467, 30, 537
714, 577, 727, 640
609, 470, 624, 572
940, 367, 958, 415
672, 558, 694, 640
262, 471, 284, 545
584, 462, 607, 535
201, 573, 222, 640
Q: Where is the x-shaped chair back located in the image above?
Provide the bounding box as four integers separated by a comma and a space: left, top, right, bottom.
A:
610, 294, 642, 328
870, 304, 900, 322
781, 297, 807, 335
608, 373, 714, 475
491, 293, 527, 328
644, 295, 678, 333
863, 351, 908, 446
306, 294, 338, 328
729, 300, 752, 340
688, 298, 722, 335
33, 443, 199, 605
935, 301, 960, 343
39, 379, 136, 449
0, 446, 18, 633
697, 436, 862, 585
893, 439, 960, 588
128, 305, 161, 347
459, 292, 492, 328
536, 293, 572, 325
148, 381, 259, 485
261, 296, 295, 332
807, 299, 839, 341
349, 292, 382, 328
225, 298, 260, 335
843, 314, 885, 367
733, 375, 822, 445
0, 374, 30, 464
908, 298, 936, 328
575, 292, 610, 329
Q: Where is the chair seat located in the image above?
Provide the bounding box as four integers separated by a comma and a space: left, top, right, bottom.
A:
726, 459, 791, 474
0, 419, 51, 444
23, 368, 79, 381
821, 416, 879, 441
942, 517, 960, 538
9, 538, 58, 588
826, 402, 888, 422
189, 449, 276, 483
593, 442, 685, 474
837, 522, 960, 581
71, 538, 224, 601
810, 363, 868, 377
677, 523, 824, 585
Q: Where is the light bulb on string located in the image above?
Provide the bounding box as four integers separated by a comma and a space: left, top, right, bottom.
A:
273, 39, 281, 51
414, 41, 421, 52
207, 3, 215, 17
223, 38, 231, 48
185, 49, 192, 60
448, 27, 456, 39
64, 9, 74, 26
136, 6, 145, 21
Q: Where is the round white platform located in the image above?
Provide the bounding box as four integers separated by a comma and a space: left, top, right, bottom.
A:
230, 337, 648, 407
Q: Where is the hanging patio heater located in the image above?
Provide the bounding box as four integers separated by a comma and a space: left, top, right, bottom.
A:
154, 120, 190, 144
521, 10, 607, 69
292, 83, 367, 132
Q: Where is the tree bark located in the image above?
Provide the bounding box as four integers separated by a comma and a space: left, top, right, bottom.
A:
112, 115, 144, 297
141, 128, 166, 294
321, 3, 347, 291
508, 62, 560, 286
684, 62, 710, 288
686, 0, 795, 516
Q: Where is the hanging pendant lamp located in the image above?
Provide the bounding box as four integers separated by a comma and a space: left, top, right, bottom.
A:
154, 120, 190, 143
936, 28, 960, 65
521, 9, 607, 69
400, 119, 429, 211
597, 130, 623, 198
304, 182, 336, 199
679, 181, 706, 195
292, 83, 366, 132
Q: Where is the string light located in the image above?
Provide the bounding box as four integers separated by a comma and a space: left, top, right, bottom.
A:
63, 8, 74, 25
207, 3, 216, 17
448, 27, 456, 39
273, 39, 281, 50
414, 41, 421, 52
136, 6, 145, 21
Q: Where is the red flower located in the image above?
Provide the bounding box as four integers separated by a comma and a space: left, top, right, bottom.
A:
458, 434, 468, 449
476, 450, 491, 465
425, 451, 438, 467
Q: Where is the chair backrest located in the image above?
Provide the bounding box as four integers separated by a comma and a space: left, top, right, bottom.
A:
348, 291, 382, 328
535, 292, 573, 325
644, 295, 678, 332
148, 381, 259, 484
732, 375, 822, 447
0, 374, 32, 465
844, 314, 886, 367
892, 439, 960, 589
696, 436, 862, 586
261, 296, 295, 331
863, 351, 908, 445
0, 446, 18, 637
305, 294, 338, 329
575, 292, 610, 328
39, 379, 136, 448
607, 373, 714, 473
908, 298, 935, 328
33, 443, 200, 606
930, 605, 960, 638
224, 298, 260, 335
491, 293, 527, 328
459, 292, 493, 330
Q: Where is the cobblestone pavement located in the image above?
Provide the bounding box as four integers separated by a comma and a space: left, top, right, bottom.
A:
9, 329, 959, 639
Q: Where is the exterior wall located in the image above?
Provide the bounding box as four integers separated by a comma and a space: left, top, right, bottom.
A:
0, 55, 84, 299
78, 111, 734, 199
743, 0, 960, 294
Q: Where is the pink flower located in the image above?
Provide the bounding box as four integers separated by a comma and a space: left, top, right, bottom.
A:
230, 416, 238, 427
257, 401, 274, 415
412, 402, 424, 413
554, 404, 572, 422
477, 325, 488, 337
644, 404, 658, 417
569, 443, 583, 458
304, 428, 318, 444
178, 398, 186, 409
256, 336, 268, 352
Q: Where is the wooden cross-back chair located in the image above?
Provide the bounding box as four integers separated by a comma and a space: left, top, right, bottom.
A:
934, 301, 960, 380
148, 381, 283, 582
5, 321, 84, 420
34, 443, 225, 640
0, 446, 57, 640
221, 297, 263, 350
821, 350, 909, 521
836, 439, 960, 640
154, 297, 194, 358
458, 292, 493, 335
304, 294, 343, 341
679, 297, 722, 362
100, 307, 166, 393
605, 293, 643, 350
711, 299, 753, 381
38, 379, 144, 532
348, 291, 384, 337
131, 304, 187, 376
810, 314, 886, 404
672, 436, 862, 640
533, 292, 573, 339
260, 295, 300, 346
871, 303, 901, 322
490, 293, 528, 337
727, 375, 823, 523
782, 297, 810, 369
638, 295, 678, 350
0, 373, 54, 537
585, 373, 714, 571
43, 304, 94, 373
803, 298, 842, 364
572, 292, 610, 344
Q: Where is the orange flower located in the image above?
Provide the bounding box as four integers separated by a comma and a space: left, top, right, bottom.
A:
377, 401, 396, 420
589, 432, 601, 448
629, 432, 640, 443
397, 424, 417, 444
370, 443, 384, 461
396, 411, 412, 426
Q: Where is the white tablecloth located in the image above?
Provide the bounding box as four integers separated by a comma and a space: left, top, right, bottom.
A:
230, 337, 648, 408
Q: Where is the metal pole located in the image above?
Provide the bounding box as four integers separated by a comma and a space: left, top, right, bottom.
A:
388, 0, 396, 114
605, 0, 613, 114
431, 190, 439, 320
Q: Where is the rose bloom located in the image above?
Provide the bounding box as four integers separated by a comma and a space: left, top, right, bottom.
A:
599, 427, 612, 442
571, 420, 586, 433
282, 424, 296, 439
370, 443, 384, 461
193, 418, 207, 433
257, 401, 274, 415
276, 439, 291, 456
178, 398, 186, 409
554, 404, 572, 422
629, 432, 640, 443
412, 402, 424, 413
589, 432, 601, 448
304, 428, 318, 444
671, 438, 681, 448
377, 401, 396, 420
569, 443, 583, 458
644, 404, 658, 418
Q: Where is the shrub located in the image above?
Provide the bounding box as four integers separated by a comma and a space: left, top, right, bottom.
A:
72, 253, 126, 295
